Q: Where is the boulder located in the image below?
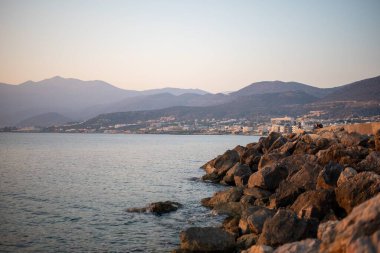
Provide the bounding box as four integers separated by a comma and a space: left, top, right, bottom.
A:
293, 141, 318, 155
243, 187, 272, 200
222, 162, 242, 185
258, 153, 286, 171
179, 227, 236, 252
269, 181, 304, 208
212, 202, 243, 217
240, 195, 256, 205
203, 150, 240, 176
234, 164, 253, 187
279, 154, 318, 178
234, 145, 247, 158
274, 140, 297, 155
126, 201, 182, 215
246, 207, 275, 234
201, 187, 243, 208
316, 162, 343, 190
288, 163, 323, 191
239, 206, 269, 234
222, 216, 240, 237
237, 233, 259, 250
242, 245, 274, 253
357, 151, 380, 174
261, 132, 283, 153
316, 143, 347, 166
241, 146, 262, 168
335, 172, 380, 214
272, 239, 320, 253
347, 229, 380, 253
290, 190, 334, 220
258, 209, 314, 247
248, 165, 288, 191
267, 136, 287, 153
336, 167, 357, 187
339, 131, 368, 147
201, 172, 222, 183
319, 193, 380, 253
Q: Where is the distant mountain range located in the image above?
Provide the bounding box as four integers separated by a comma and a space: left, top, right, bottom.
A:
1, 75, 379, 127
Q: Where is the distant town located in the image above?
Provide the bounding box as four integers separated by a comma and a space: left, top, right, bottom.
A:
2, 110, 380, 136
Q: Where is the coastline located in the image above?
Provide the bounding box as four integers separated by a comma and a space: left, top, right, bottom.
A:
173, 126, 380, 252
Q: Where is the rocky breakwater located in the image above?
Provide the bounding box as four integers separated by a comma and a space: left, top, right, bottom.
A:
173, 128, 380, 253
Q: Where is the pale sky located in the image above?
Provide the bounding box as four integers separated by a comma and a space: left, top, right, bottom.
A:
0, 0, 379, 92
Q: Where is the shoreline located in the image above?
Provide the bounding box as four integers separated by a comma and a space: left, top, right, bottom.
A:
173, 126, 380, 252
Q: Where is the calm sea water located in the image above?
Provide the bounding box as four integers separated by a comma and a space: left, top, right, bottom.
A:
0, 133, 259, 252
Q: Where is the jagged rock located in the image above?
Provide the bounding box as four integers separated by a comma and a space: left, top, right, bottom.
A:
290, 190, 334, 220
234, 164, 253, 187
336, 167, 357, 187
239, 206, 268, 234
213, 202, 243, 217
242, 245, 274, 253
316, 143, 347, 166
339, 131, 368, 147
335, 172, 380, 214
273, 239, 320, 253
316, 162, 343, 190
279, 154, 318, 177
244, 187, 272, 199
318, 130, 337, 141
357, 151, 380, 174
317, 220, 338, 241
258, 153, 286, 171
179, 227, 236, 252
234, 145, 247, 158
274, 140, 297, 155
240, 195, 256, 205
261, 132, 283, 153
126, 201, 182, 215
203, 149, 240, 176
202, 172, 222, 183
267, 136, 287, 153
248, 165, 288, 191
201, 187, 243, 208
288, 163, 323, 191
293, 141, 318, 155
319, 193, 380, 253
258, 209, 316, 247
222, 162, 243, 185
237, 233, 259, 250
269, 181, 304, 209
246, 207, 275, 234
222, 216, 240, 237
241, 145, 262, 168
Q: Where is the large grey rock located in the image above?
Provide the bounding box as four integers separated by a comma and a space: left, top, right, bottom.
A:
319, 193, 380, 253
335, 172, 380, 214
179, 227, 236, 252
126, 201, 182, 215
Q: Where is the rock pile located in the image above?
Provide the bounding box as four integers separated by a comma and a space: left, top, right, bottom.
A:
174, 128, 380, 252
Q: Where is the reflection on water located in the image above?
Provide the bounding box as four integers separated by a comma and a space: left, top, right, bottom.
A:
0, 133, 259, 252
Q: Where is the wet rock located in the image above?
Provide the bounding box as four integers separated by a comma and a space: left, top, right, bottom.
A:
237, 233, 259, 250
242, 245, 274, 253
290, 189, 334, 220
126, 201, 182, 215
319, 193, 380, 253
316, 162, 343, 190
269, 181, 304, 209
357, 151, 380, 174
335, 171, 380, 214
179, 227, 236, 252
273, 239, 320, 253
201, 187, 243, 208
336, 167, 357, 187
257, 209, 312, 247
248, 166, 288, 191
201, 172, 222, 183
234, 164, 253, 187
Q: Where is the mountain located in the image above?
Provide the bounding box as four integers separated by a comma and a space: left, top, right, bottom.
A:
321, 75, 380, 102
17, 112, 72, 127
0, 76, 210, 126
231, 81, 338, 98
138, 87, 209, 96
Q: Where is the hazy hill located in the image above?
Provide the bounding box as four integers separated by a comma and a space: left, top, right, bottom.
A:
138, 87, 209, 96
17, 112, 72, 127
321, 75, 380, 102
0, 76, 210, 126
231, 81, 337, 98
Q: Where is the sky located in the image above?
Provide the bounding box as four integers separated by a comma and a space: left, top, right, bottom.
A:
0, 0, 379, 93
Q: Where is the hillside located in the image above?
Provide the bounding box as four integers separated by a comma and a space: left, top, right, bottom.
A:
17, 112, 73, 127
321, 75, 380, 102
231, 81, 337, 98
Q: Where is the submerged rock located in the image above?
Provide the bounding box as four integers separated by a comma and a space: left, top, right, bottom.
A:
126, 201, 182, 215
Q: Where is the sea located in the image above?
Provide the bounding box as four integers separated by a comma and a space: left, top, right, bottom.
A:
0, 133, 259, 252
